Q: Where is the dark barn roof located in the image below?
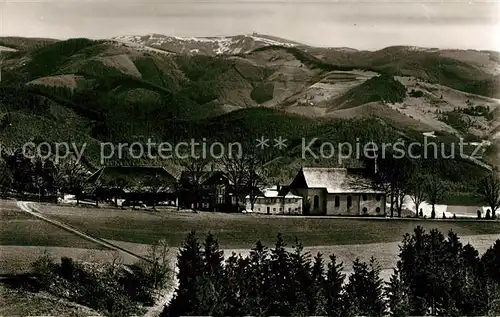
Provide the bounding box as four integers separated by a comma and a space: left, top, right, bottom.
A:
87, 166, 176, 185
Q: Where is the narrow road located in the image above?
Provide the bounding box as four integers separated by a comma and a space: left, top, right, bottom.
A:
16, 201, 149, 263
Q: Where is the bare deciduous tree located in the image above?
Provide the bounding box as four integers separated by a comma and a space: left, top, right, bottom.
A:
374, 155, 414, 218
424, 174, 447, 219
246, 153, 269, 212
178, 157, 211, 211
57, 155, 87, 204
476, 173, 500, 220
408, 173, 427, 218
220, 154, 248, 212
139, 239, 173, 291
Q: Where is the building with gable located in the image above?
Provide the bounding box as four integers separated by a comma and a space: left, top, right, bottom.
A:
289, 167, 386, 216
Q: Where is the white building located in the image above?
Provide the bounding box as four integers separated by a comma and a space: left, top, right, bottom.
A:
288, 167, 387, 216
245, 186, 303, 215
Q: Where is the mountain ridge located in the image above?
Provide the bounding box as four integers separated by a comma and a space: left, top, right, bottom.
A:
0, 35, 498, 173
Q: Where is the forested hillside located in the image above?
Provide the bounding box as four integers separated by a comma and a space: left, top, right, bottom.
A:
0, 37, 497, 189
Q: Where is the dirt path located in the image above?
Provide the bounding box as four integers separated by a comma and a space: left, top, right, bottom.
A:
16, 201, 148, 263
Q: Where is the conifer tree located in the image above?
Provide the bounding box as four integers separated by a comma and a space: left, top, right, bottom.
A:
224, 252, 247, 315
195, 233, 226, 315
343, 257, 385, 317
367, 257, 386, 316
325, 253, 345, 317
268, 233, 292, 315
163, 231, 204, 316
244, 240, 271, 316
385, 266, 410, 317
289, 238, 312, 316
310, 252, 327, 315
398, 226, 430, 315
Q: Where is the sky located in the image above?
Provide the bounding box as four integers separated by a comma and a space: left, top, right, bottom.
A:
0, 0, 499, 51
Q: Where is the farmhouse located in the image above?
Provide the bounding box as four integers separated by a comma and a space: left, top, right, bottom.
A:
245, 185, 303, 215
289, 167, 386, 216
178, 170, 236, 212
86, 166, 177, 206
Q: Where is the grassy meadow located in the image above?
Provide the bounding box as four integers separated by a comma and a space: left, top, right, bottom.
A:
33, 204, 500, 249
0, 200, 103, 248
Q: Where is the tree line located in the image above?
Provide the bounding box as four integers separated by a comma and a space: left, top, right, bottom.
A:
162, 227, 500, 316
0, 146, 271, 211
1, 142, 498, 217
371, 155, 500, 219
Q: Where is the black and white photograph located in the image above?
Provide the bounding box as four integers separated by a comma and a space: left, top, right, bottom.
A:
0, 0, 499, 316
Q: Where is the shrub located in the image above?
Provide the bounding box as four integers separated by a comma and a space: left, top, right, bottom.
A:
439, 112, 472, 133
30, 253, 143, 317
409, 89, 424, 98
138, 239, 173, 291
31, 250, 57, 287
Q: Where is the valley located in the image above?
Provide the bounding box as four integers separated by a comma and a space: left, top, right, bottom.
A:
0, 33, 498, 181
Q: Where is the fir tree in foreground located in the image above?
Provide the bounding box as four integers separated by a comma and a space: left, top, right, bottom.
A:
325, 253, 345, 317
161, 228, 500, 317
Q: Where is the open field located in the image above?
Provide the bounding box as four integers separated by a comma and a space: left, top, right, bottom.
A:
4, 233, 498, 283
3, 200, 500, 316
35, 203, 500, 248
0, 200, 104, 249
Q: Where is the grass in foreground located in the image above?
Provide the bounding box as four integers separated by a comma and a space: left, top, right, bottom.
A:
37, 204, 500, 249
0, 285, 98, 317
0, 201, 104, 249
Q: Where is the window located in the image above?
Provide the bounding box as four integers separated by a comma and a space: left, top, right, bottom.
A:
347, 196, 352, 209
258, 208, 260, 211
288, 208, 291, 212
363, 207, 368, 213
216, 195, 224, 204
376, 207, 381, 213
273, 208, 276, 212
376, 195, 381, 201
313, 195, 319, 209
279, 208, 282, 212
362, 194, 368, 201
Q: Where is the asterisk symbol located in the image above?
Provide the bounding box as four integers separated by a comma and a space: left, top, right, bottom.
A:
256, 136, 269, 150
274, 136, 287, 149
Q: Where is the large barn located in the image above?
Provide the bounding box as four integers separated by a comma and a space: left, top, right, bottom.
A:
289, 167, 386, 216
86, 166, 177, 206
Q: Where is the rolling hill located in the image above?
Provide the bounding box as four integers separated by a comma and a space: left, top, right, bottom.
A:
0, 34, 499, 177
